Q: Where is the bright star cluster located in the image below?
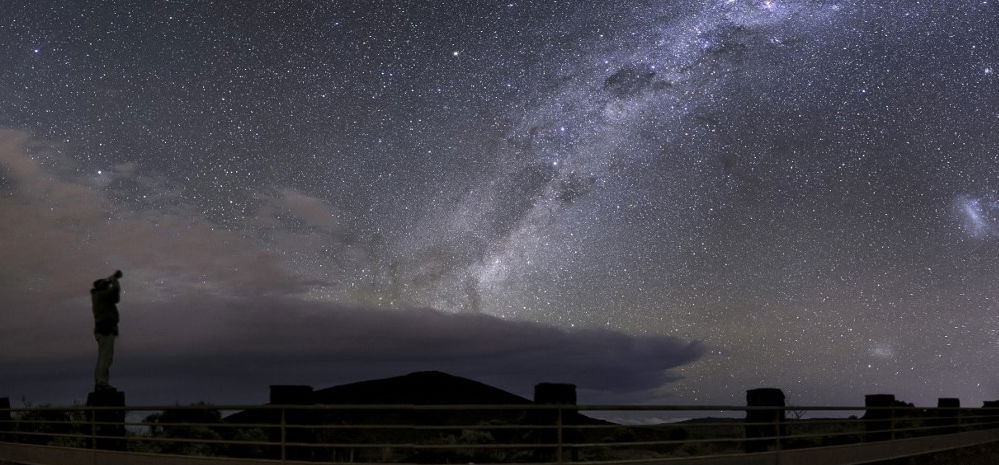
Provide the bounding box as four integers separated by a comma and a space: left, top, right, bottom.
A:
1, 0, 998, 406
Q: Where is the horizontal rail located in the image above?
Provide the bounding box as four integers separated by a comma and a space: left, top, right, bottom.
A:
6, 403, 998, 412
8, 414, 998, 431
7, 429, 999, 465
3, 403, 999, 465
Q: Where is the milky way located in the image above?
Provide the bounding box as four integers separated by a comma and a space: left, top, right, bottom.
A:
1, 0, 998, 406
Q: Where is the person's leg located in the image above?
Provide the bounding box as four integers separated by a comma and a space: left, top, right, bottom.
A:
95, 333, 116, 388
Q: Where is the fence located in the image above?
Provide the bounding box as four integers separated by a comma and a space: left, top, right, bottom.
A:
3, 402, 999, 465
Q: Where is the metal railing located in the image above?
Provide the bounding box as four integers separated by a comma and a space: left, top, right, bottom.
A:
2, 403, 999, 464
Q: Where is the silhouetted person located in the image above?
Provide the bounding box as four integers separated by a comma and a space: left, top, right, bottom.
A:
91, 270, 123, 391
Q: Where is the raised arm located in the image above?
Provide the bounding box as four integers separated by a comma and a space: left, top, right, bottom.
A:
106, 270, 122, 302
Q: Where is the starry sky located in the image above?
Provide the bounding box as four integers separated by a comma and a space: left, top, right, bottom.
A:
1, 0, 998, 407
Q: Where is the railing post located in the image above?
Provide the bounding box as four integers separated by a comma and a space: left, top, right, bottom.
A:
90, 406, 96, 450
890, 408, 896, 440
556, 406, 563, 464
280, 407, 287, 463
774, 408, 782, 451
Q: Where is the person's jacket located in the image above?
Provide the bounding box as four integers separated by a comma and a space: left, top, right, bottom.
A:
91, 279, 120, 335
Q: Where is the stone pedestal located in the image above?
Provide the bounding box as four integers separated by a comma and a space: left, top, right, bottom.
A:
0, 397, 11, 441
863, 394, 895, 442
269, 385, 314, 404
269, 386, 317, 461
744, 388, 785, 452
983, 400, 999, 428
532, 383, 578, 462
936, 398, 960, 434
534, 383, 577, 405
86, 389, 126, 450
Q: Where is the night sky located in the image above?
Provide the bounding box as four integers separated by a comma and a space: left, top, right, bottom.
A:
1, 1, 998, 408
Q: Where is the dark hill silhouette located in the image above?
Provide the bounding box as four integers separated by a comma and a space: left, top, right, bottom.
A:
309, 371, 534, 405
226, 370, 595, 425
223, 371, 603, 462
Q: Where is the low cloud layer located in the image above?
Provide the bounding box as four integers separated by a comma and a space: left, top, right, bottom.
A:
0, 130, 702, 405
2, 296, 703, 405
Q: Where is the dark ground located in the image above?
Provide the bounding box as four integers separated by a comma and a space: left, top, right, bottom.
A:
865, 441, 999, 465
